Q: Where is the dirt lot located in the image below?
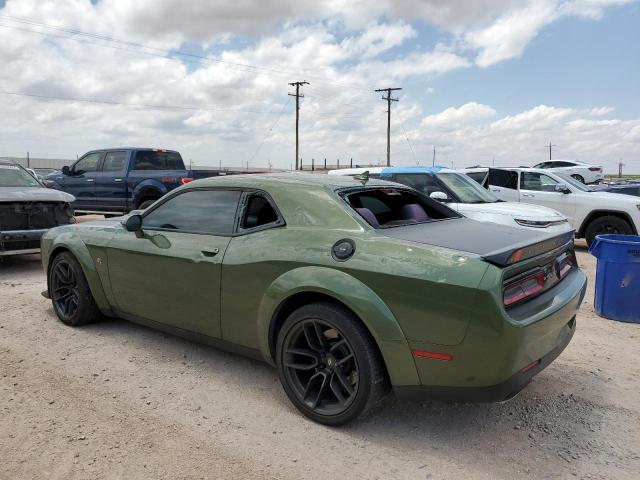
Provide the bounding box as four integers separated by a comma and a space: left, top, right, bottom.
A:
1, 242, 639, 479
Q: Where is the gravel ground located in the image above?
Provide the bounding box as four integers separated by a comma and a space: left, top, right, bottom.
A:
1, 242, 639, 479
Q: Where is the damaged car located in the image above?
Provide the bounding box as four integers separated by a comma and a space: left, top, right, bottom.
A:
0, 161, 75, 257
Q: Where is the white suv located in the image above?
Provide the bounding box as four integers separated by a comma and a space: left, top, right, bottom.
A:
531, 160, 604, 184
482, 167, 640, 245
328, 167, 571, 235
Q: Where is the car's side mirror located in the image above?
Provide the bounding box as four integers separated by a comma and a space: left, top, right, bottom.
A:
555, 184, 571, 194
61, 166, 71, 176
430, 191, 449, 202
123, 214, 142, 232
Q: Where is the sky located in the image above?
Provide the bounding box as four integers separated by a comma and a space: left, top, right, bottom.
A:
0, 0, 638, 173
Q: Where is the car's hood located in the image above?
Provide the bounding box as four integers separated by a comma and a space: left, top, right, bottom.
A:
450, 201, 566, 220
380, 217, 571, 263
0, 186, 75, 203
581, 190, 640, 203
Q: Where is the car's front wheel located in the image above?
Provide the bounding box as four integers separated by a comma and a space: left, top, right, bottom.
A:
48, 251, 101, 326
276, 302, 388, 425
584, 215, 633, 246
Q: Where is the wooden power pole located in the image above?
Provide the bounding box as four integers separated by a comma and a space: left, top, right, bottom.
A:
375, 87, 402, 166
289, 81, 309, 170
546, 141, 556, 160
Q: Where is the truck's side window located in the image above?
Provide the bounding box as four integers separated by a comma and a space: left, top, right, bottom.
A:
74, 153, 101, 174
241, 194, 279, 229
521, 172, 559, 192
102, 151, 128, 172
142, 190, 241, 235
133, 151, 185, 170
488, 169, 518, 189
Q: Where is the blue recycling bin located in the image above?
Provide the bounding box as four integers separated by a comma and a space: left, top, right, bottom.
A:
589, 234, 640, 323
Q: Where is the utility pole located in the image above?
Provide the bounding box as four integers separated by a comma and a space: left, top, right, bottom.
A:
545, 141, 556, 160
618, 160, 625, 178
375, 87, 402, 166
288, 81, 309, 170
432, 145, 436, 167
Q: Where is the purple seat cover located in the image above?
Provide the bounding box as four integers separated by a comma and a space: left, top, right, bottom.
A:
400, 203, 430, 222
355, 207, 379, 227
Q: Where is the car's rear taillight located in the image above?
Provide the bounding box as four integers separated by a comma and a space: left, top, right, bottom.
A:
589, 167, 602, 172
180, 177, 194, 185
504, 271, 545, 307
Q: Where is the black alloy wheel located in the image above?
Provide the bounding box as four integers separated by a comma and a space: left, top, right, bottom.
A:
571, 174, 585, 184
48, 252, 101, 326
51, 258, 80, 319
282, 319, 359, 415
585, 215, 633, 246
276, 302, 388, 425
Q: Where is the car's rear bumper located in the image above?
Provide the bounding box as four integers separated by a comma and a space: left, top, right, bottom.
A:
0, 229, 47, 255
394, 316, 576, 402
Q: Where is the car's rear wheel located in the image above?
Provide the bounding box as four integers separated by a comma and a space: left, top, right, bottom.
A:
571, 174, 585, 184
584, 215, 633, 246
48, 252, 101, 326
276, 302, 388, 425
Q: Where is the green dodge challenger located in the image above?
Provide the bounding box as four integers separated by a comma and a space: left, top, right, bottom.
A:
42, 173, 587, 425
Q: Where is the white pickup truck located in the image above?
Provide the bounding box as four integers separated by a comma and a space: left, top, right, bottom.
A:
476, 167, 640, 245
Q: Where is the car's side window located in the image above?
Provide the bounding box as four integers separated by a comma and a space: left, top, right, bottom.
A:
521, 172, 560, 192
102, 151, 128, 172
554, 161, 573, 167
142, 189, 241, 235
488, 169, 518, 189
74, 153, 101, 174
241, 194, 279, 229
392, 174, 443, 196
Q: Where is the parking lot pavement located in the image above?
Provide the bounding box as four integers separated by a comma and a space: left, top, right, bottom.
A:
1, 244, 639, 479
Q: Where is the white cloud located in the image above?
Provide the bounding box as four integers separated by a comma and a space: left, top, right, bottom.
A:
421, 103, 497, 130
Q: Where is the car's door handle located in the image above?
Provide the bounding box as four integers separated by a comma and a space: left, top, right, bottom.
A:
201, 247, 219, 257
86, 178, 95, 182
522, 193, 535, 197
114, 178, 123, 183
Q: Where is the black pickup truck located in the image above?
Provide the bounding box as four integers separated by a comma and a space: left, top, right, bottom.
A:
44, 148, 220, 214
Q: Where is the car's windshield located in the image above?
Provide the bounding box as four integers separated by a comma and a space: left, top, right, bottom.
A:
0, 164, 41, 187
436, 172, 500, 203
556, 173, 593, 192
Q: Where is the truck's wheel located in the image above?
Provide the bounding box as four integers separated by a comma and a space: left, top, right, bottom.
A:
48, 252, 102, 327
276, 302, 389, 425
585, 215, 633, 246
138, 199, 157, 210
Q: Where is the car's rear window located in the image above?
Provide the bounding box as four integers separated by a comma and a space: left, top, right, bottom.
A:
133, 151, 185, 171
342, 187, 457, 228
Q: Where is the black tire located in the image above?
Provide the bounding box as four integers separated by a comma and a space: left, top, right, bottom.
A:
584, 215, 633, 246
276, 302, 388, 425
48, 252, 101, 326
138, 199, 157, 210
571, 174, 585, 184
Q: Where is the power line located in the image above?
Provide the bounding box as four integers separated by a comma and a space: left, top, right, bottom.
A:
375, 87, 402, 167
397, 117, 418, 165
0, 89, 282, 114
288, 81, 309, 171
246, 97, 292, 166
0, 15, 372, 92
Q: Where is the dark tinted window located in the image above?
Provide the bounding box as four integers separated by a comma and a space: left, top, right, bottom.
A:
142, 189, 240, 234
133, 151, 185, 170
466, 171, 488, 184
102, 151, 128, 172
74, 153, 101, 173
241, 194, 279, 229
554, 161, 575, 167
488, 169, 518, 189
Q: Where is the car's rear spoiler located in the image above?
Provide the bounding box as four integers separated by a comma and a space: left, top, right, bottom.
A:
482, 230, 575, 267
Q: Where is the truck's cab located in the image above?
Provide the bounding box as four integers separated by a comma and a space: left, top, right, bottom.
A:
44, 148, 191, 214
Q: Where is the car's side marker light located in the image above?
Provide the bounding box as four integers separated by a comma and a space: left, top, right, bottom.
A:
520, 360, 540, 373
412, 350, 453, 361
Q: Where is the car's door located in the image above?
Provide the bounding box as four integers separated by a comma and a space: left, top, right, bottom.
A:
519, 171, 577, 224
487, 169, 520, 201
63, 152, 102, 209
94, 150, 129, 212
106, 188, 242, 338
